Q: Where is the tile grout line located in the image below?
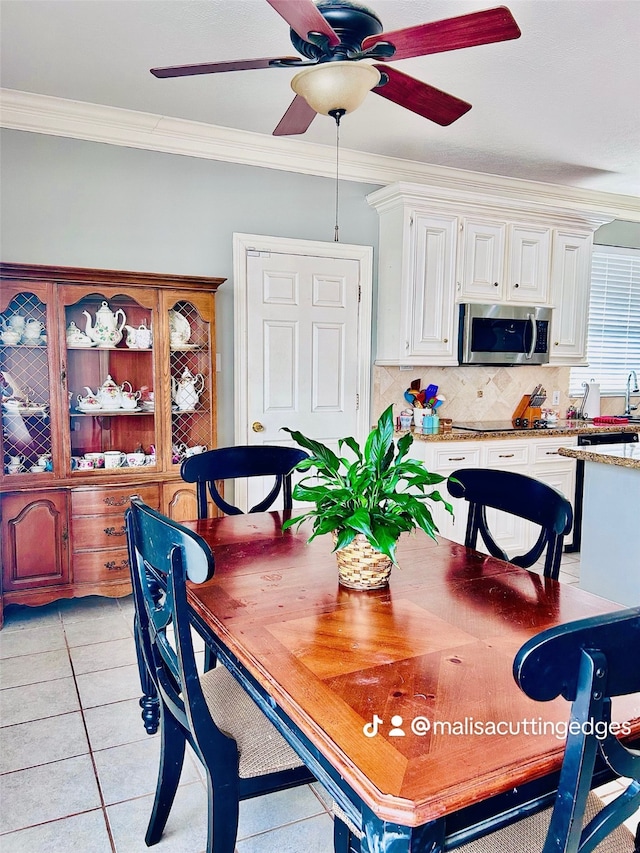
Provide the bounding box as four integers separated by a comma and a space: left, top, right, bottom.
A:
62, 612, 119, 853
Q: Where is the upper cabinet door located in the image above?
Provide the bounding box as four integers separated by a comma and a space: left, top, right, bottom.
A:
407, 212, 459, 364
162, 292, 216, 471
507, 224, 551, 304
549, 230, 593, 364
0, 282, 57, 479
62, 287, 157, 474
459, 220, 506, 301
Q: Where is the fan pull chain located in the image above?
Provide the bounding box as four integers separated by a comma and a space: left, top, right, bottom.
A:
330, 109, 345, 242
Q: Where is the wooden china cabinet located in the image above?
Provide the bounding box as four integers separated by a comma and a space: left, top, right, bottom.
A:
0, 263, 224, 626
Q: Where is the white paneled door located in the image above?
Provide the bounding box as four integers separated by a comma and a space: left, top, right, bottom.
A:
233, 234, 373, 512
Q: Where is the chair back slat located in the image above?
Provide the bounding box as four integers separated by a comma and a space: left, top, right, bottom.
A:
515, 606, 640, 701
126, 498, 224, 741
181, 445, 308, 518
448, 468, 573, 579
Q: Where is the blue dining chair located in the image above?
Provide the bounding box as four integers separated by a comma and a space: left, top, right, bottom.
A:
180, 444, 308, 518
125, 497, 315, 853
447, 468, 573, 579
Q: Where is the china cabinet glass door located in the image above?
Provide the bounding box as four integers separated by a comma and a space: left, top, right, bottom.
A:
1, 292, 53, 476
65, 293, 157, 473
168, 299, 213, 466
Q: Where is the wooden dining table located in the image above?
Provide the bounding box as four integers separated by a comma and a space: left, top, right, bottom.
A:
183, 511, 640, 853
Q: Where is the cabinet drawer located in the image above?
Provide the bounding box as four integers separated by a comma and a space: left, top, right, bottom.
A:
72, 515, 129, 551
433, 447, 481, 471
531, 439, 577, 465
484, 444, 529, 467
71, 484, 160, 517
72, 549, 131, 584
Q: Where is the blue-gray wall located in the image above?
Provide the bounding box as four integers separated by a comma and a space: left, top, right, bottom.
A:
0, 129, 381, 443
2, 128, 637, 442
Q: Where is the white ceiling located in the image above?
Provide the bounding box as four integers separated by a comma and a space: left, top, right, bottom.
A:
1, 0, 640, 197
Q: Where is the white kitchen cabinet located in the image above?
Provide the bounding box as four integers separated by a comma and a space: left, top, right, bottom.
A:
409, 434, 576, 561
548, 230, 593, 365
414, 441, 481, 544
507, 225, 551, 304
368, 182, 610, 367
459, 220, 550, 305
459, 220, 505, 301
374, 202, 459, 366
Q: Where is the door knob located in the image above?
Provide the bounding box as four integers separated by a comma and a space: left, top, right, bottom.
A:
252, 421, 265, 432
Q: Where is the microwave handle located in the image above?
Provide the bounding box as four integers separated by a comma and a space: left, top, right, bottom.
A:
526, 314, 537, 360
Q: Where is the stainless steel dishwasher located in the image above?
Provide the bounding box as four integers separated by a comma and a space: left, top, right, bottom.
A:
564, 430, 639, 552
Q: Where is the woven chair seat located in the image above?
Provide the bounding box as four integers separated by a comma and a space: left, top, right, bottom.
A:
201, 665, 303, 779
458, 791, 635, 852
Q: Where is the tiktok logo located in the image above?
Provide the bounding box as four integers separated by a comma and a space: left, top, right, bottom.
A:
362, 714, 406, 738
363, 714, 384, 738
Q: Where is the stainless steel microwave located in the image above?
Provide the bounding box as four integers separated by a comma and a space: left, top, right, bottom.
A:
458, 303, 552, 365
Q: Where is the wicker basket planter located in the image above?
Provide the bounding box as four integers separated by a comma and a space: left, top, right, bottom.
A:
333, 533, 393, 590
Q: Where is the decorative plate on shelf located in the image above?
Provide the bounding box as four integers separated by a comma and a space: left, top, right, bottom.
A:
168, 310, 191, 344
2, 403, 48, 415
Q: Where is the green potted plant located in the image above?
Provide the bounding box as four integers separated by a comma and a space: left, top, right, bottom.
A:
282, 404, 454, 590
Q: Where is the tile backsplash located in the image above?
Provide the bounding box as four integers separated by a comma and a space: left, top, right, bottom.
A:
373, 365, 574, 422
373, 365, 629, 422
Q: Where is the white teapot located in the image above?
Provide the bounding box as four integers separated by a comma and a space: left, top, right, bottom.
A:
96, 375, 123, 409
22, 318, 44, 343
1, 314, 25, 335
83, 301, 126, 347
171, 368, 204, 411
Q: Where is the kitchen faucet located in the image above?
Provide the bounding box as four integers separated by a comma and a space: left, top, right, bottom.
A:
623, 370, 639, 416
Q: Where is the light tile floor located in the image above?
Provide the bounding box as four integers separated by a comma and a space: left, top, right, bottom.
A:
0, 554, 637, 852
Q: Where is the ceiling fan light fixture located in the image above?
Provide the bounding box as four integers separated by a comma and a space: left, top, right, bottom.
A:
291, 61, 380, 116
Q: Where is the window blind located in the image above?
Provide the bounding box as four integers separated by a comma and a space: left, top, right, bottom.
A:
570, 246, 640, 395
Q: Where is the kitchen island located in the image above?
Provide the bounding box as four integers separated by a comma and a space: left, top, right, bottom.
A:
558, 442, 640, 606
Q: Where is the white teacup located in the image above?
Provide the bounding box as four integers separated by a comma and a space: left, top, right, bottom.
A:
184, 444, 207, 457
126, 452, 145, 467
77, 458, 94, 470
104, 451, 126, 469
85, 452, 105, 468
7, 463, 23, 474
30, 464, 46, 473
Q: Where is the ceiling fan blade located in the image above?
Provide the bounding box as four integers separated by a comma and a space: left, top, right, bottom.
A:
151, 56, 304, 78
373, 65, 471, 126
363, 6, 521, 61
265, 0, 340, 46
273, 95, 317, 136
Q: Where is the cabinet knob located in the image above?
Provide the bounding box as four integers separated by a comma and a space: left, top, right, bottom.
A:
493, 282, 499, 287
252, 421, 265, 433
514, 282, 520, 288
443, 338, 448, 344
554, 341, 559, 346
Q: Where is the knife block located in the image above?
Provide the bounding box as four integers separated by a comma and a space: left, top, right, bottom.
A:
512, 395, 541, 428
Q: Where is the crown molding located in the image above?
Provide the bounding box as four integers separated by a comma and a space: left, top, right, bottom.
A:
2, 88, 639, 222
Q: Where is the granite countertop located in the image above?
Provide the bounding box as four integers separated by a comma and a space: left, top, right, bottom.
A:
557, 443, 640, 470
398, 421, 640, 443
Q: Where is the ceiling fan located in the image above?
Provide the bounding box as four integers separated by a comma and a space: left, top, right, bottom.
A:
150, 0, 521, 136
